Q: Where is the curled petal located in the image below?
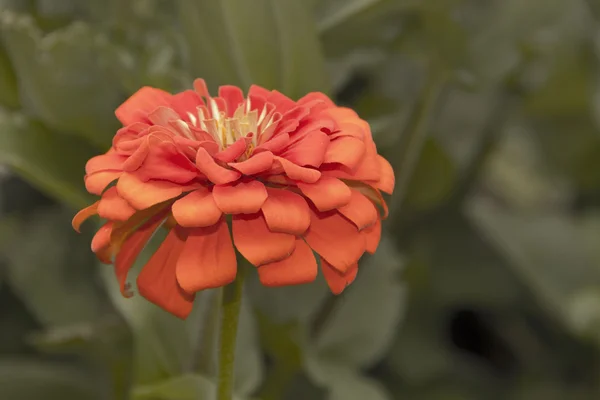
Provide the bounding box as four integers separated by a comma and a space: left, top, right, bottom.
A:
85, 171, 120, 195
72, 202, 99, 232
232, 213, 295, 266
176, 219, 237, 292
213, 180, 267, 214
273, 157, 321, 183
196, 147, 241, 185
133, 137, 198, 183
375, 155, 395, 194
214, 137, 248, 163
297, 176, 351, 212
323, 137, 365, 170
363, 219, 381, 254
256, 133, 289, 154
114, 211, 167, 297
261, 188, 310, 235
258, 239, 317, 287
219, 85, 245, 117
281, 130, 329, 167
321, 258, 358, 295
304, 209, 365, 273
170, 90, 204, 120
91, 222, 113, 264
137, 227, 195, 319
148, 106, 180, 126
193, 78, 210, 98
86, 152, 125, 175
172, 189, 222, 228
98, 187, 136, 221
116, 86, 172, 125
117, 173, 183, 210
229, 151, 273, 175
337, 189, 378, 230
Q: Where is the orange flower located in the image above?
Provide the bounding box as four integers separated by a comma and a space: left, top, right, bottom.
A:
73, 79, 394, 319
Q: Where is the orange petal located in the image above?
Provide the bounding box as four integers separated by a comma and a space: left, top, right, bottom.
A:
172, 189, 222, 227
213, 180, 267, 214
232, 213, 296, 266
273, 157, 321, 183
134, 137, 198, 183
148, 106, 180, 126
323, 137, 365, 170
98, 187, 136, 221
261, 188, 310, 235
258, 239, 317, 287
176, 219, 237, 292
214, 137, 248, 163
114, 212, 167, 297
196, 147, 241, 185
137, 227, 195, 319
297, 176, 351, 212
85, 171, 120, 195
229, 151, 274, 175
170, 90, 204, 120
349, 183, 389, 219
375, 155, 395, 194
117, 173, 183, 210
280, 130, 329, 167
363, 219, 381, 254
72, 202, 99, 233
85, 152, 126, 175
304, 209, 365, 273
256, 133, 289, 153
219, 85, 245, 117
194, 78, 210, 98
91, 222, 113, 264
115, 86, 172, 125
337, 189, 378, 230
321, 258, 358, 295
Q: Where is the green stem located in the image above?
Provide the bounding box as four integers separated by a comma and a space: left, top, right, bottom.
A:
217, 267, 246, 400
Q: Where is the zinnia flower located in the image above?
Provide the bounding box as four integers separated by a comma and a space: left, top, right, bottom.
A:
73, 79, 394, 319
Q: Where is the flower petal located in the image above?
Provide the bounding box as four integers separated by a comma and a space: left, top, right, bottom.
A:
98, 187, 136, 221
176, 219, 237, 292
323, 137, 365, 170
321, 258, 358, 295
229, 151, 273, 175
170, 90, 204, 120
196, 147, 241, 185
214, 137, 248, 163
72, 202, 99, 232
86, 152, 125, 175
256, 133, 289, 153
261, 188, 310, 235
148, 106, 180, 126
280, 130, 329, 167
258, 239, 317, 287
137, 227, 195, 319
219, 85, 245, 117
133, 137, 198, 183
85, 171, 120, 195
114, 212, 166, 297
273, 157, 321, 183
172, 189, 222, 227
337, 189, 378, 230
232, 213, 295, 266
91, 222, 113, 264
297, 176, 351, 212
375, 155, 395, 194
304, 209, 365, 273
116, 86, 172, 125
213, 180, 267, 214
363, 219, 381, 254
117, 173, 183, 210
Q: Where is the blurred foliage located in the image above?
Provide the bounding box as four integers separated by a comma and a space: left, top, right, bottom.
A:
1, 0, 600, 399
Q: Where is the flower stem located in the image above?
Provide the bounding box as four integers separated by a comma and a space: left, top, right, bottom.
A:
217, 266, 246, 400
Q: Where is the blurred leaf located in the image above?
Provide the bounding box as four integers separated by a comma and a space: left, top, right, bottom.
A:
0, 12, 123, 148
310, 237, 405, 369
0, 206, 111, 326
467, 196, 600, 337
133, 374, 245, 400
178, 0, 329, 97
328, 373, 391, 400
0, 44, 18, 108
0, 109, 95, 209
404, 138, 457, 212
0, 357, 108, 400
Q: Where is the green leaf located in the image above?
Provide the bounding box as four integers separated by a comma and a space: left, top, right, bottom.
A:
133, 374, 246, 400
309, 236, 406, 369
0, 12, 123, 148
0, 44, 19, 108
0, 357, 108, 400
0, 109, 96, 209
178, 0, 329, 98
0, 206, 111, 326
